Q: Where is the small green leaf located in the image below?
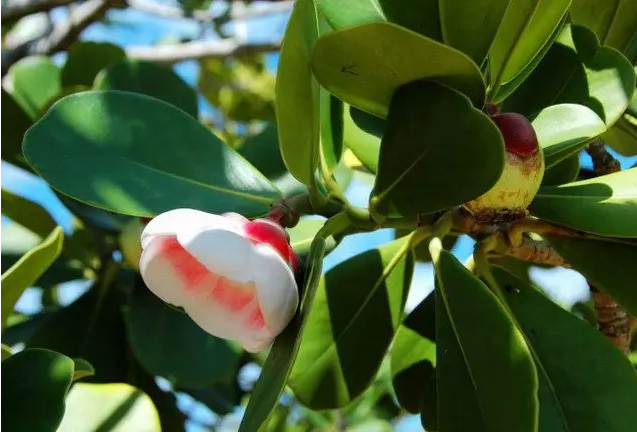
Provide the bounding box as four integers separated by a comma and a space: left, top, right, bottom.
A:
23, 91, 280, 217
2, 348, 75, 431
62, 42, 126, 88
125, 291, 240, 387
1, 344, 13, 360
1, 189, 57, 239
435, 250, 538, 432
542, 154, 580, 186
95, 60, 198, 117
72, 358, 95, 381
531, 104, 606, 168
602, 113, 637, 156
239, 236, 327, 431
276, 0, 321, 185
57, 383, 161, 432
503, 25, 636, 127
287, 219, 337, 256
391, 294, 436, 416
315, 0, 442, 40
495, 267, 637, 431
1, 227, 64, 328
530, 168, 637, 238
289, 237, 414, 409
545, 236, 637, 317
311, 22, 485, 118
1, 89, 32, 167
371, 81, 503, 218
344, 105, 381, 173
8, 56, 61, 119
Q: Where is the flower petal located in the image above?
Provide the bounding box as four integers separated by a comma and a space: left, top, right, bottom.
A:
139, 236, 191, 307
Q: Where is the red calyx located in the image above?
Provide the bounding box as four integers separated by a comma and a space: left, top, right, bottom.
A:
244, 219, 298, 271
491, 112, 539, 158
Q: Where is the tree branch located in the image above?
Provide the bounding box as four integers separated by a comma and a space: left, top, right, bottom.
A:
493, 235, 570, 268
126, 39, 280, 63
1, 0, 77, 24
126, 0, 294, 22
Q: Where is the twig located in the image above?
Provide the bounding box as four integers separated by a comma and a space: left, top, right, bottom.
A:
126, 0, 294, 22
493, 234, 570, 268
1, 0, 76, 24
126, 39, 280, 63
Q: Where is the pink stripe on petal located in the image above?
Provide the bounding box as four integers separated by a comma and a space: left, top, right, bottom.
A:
245, 307, 265, 330
210, 278, 255, 312
160, 237, 209, 289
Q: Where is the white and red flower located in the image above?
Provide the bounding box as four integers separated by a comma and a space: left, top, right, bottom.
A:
139, 209, 299, 352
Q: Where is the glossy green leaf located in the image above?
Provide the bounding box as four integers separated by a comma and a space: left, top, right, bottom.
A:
125, 291, 240, 387
1, 189, 57, 239
1, 227, 64, 328
239, 123, 305, 197
315, 0, 442, 40
23, 91, 280, 217
349, 106, 386, 139
344, 105, 381, 173
1, 89, 32, 167
289, 237, 414, 409
319, 89, 344, 174
58, 383, 161, 432
239, 236, 327, 431
504, 25, 636, 127
489, 0, 570, 97
440, 0, 509, 65
1, 344, 13, 360
532, 104, 606, 168
2, 348, 74, 431
494, 267, 637, 431
546, 236, 637, 317
530, 168, 637, 237
391, 294, 436, 415
434, 250, 538, 432
602, 114, 637, 156
72, 358, 95, 381
571, 0, 637, 57
276, 0, 320, 185
542, 154, 580, 186
287, 219, 337, 256
311, 22, 485, 118
62, 42, 126, 88
95, 60, 198, 117
371, 81, 503, 218
8, 55, 61, 119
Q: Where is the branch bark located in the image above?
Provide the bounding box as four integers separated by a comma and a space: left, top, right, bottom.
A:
126, 0, 294, 22
1, 0, 77, 24
126, 39, 281, 63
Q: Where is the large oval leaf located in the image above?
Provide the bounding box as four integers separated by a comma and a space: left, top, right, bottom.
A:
503, 25, 636, 127
289, 237, 414, 409
1, 89, 32, 167
530, 168, 637, 238
287, 219, 337, 256
545, 236, 637, 317
276, 0, 320, 185
62, 42, 126, 88
602, 114, 637, 156
531, 104, 606, 168
343, 105, 381, 173
8, 55, 61, 119
311, 22, 485, 118
542, 154, 580, 186
95, 60, 198, 118
124, 291, 241, 387
494, 267, 637, 431
23, 91, 280, 217
371, 80, 504, 218
2, 348, 74, 431
434, 250, 538, 432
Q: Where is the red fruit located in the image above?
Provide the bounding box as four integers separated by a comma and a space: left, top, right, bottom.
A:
244, 219, 297, 270
491, 113, 539, 158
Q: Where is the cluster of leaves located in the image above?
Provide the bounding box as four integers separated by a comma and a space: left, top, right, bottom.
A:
2, 0, 637, 431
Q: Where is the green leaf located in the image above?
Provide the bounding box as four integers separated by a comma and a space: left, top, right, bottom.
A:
434, 250, 538, 432
287, 219, 337, 256
95, 60, 198, 117
311, 22, 485, 118
8, 55, 61, 119
125, 291, 240, 387
494, 267, 637, 431
545, 236, 637, 317
289, 237, 414, 409
542, 154, 580, 186
238, 123, 305, 198
371, 81, 503, 218
530, 168, 637, 238
1, 227, 64, 328
239, 236, 327, 431
344, 105, 381, 173
1, 89, 32, 167
319, 88, 344, 174
489, 0, 570, 97
531, 104, 606, 168
390, 294, 436, 416
1, 344, 13, 360
503, 25, 636, 127
62, 42, 126, 88
23, 91, 280, 217
72, 358, 95, 381
2, 348, 74, 431
571, 0, 637, 58
276, 0, 320, 185
394, 230, 457, 262
57, 383, 161, 432
315, 0, 442, 41
1, 189, 57, 239
602, 114, 637, 156
439, 0, 509, 65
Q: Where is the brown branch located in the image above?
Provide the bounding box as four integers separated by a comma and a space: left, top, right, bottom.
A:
1, 0, 77, 24
494, 235, 570, 268
126, 39, 280, 63
126, 0, 294, 22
